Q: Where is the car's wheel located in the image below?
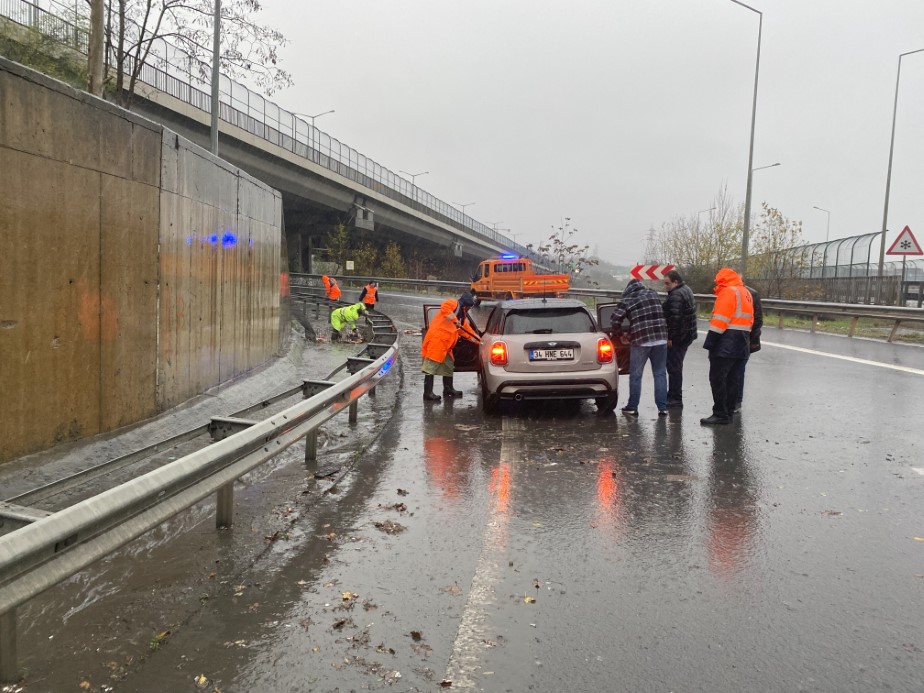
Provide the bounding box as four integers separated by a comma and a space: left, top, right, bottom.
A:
595, 392, 618, 414
480, 370, 500, 415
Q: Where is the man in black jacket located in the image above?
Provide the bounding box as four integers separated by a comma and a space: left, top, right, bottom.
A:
662, 270, 698, 408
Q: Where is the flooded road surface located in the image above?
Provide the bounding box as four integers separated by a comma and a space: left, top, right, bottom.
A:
9, 293, 924, 692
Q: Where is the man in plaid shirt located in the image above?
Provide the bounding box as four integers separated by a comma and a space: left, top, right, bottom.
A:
610, 279, 669, 416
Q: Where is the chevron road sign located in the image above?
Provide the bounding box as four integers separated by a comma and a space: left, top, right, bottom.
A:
630, 264, 675, 280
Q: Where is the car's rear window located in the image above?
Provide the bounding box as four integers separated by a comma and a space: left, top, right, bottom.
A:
502, 308, 595, 335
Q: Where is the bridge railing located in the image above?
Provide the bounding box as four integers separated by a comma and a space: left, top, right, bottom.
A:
0, 0, 527, 258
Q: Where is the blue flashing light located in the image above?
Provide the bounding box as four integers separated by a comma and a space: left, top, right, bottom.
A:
222, 232, 238, 248
185, 236, 193, 245
500, 253, 517, 260
207, 234, 219, 245
249, 238, 254, 247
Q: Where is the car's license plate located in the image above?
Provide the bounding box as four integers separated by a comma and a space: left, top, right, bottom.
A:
529, 348, 574, 361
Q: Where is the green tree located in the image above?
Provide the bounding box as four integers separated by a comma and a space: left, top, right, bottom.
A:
352, 242, 379, 276
378, 242, 406, 278
324, 223, 351, 272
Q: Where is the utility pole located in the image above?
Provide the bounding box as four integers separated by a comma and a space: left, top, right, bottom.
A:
87, 0, 105, 96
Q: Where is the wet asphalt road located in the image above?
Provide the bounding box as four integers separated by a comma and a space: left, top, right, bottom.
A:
10, 292, 924, 693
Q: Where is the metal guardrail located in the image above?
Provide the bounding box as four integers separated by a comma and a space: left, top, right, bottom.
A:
0, 304, 399, 682
293, 274, 924, 343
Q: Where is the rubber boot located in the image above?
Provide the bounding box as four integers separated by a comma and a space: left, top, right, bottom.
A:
423, 375, 441, 401
443, 376, 463, 397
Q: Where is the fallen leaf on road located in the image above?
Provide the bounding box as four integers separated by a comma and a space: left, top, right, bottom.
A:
440, 583, 463, 596
342, 591, 357, 601
410, 630, 423, 641
524, 596, 536, 604
821, 511, 842, 517
79, 681, 91, 691
915, 537, 924, 542
194, 674, 209, 688
440, 680, 453, 688
374, 520, 406, 534
397, 488, 409, 496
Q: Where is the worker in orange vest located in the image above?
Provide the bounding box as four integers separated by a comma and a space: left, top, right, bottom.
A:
321, 276, 342, 301
421, 298, 481, 401
700, 267, 754, 425
359, 281, 378, 308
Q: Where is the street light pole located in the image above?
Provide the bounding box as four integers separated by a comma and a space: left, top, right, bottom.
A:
209, 0, 221, 155
293, 110, 335, 155
730, 0, 763, 279
813, 205, 831, 243
454, 202, 475, 220
878, 48, 924, 279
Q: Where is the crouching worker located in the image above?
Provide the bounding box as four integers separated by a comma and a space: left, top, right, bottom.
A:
330, 302, 366, 342
421, 298, 479, 401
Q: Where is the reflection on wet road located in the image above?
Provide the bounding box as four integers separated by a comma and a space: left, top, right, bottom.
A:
16, 293, 924, 693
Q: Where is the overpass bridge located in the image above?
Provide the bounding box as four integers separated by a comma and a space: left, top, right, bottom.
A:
0, 0, 529, 272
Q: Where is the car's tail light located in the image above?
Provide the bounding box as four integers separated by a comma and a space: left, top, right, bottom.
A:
597, 337, 614, 364
490, 341, 508, 366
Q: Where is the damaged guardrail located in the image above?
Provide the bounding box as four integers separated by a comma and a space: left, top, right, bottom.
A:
0, 316, 399, 682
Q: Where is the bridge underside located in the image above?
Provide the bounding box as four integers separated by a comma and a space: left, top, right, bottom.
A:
132, 97, 498, 277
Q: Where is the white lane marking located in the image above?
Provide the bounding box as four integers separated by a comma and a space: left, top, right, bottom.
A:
444, 418, 522, 688
761, 340, 924, 376
911, 468, 924, 476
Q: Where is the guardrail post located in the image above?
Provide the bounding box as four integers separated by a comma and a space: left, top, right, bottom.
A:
305, 431, 318, 474
0, 607, 17, 684
848, 316, 859, 337
349, 400, 359, 423
216, 484, 234, 528
811, 314, 819, 333
888, 320, 902, 343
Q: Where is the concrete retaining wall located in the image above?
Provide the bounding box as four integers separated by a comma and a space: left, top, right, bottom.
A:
0, 58, 283, 463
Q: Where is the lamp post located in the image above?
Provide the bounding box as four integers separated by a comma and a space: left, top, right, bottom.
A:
454, 202, 475, 222
878, 48, 924, 279
209, 0, 221, 155
399, 170, 429, 186
813, 205, 831, 243
729, 0, 763, 278
293, 110, 335, 156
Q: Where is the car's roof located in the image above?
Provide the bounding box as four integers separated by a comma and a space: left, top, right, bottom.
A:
496, 298, 588, 311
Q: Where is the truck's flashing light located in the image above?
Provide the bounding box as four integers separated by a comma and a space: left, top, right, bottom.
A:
500, 254, 518, 260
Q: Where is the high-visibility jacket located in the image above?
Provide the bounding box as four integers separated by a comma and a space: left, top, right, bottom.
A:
322, 276, 341, 300
361, 283, 377, 306
421, 300, 461, 363
703, 268, 753, 359
331, 303, 365, 331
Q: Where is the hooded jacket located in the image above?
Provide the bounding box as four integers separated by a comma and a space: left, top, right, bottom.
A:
330, 303, 366, 331
322, 276, 341, 300
422, 299, 461, 363
702, 268, 753, 359
609, 279, 668, 346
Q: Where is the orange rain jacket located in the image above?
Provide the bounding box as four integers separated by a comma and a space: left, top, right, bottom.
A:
421, 299, 461, 364
322, 276, 341, 300
702, 267, 754, 359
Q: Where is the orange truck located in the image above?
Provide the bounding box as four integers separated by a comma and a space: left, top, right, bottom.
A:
470, 256, 570, 302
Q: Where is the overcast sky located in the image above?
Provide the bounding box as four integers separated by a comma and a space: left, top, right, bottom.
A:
259, 0, 924, 266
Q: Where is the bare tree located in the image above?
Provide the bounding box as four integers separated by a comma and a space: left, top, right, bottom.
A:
538, 221, 599, 277
653, 186, 742, 292
97, 0, 291, 108
747, 203, 805, 297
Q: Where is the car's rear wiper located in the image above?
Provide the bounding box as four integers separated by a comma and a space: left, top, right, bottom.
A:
528, 328, 554, 334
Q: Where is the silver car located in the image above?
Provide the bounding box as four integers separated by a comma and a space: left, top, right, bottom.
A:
477, 298, 622, 415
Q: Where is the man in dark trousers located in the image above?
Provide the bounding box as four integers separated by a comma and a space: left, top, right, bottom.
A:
701, 268, 754, 425
735, 284, 764, 412
662, 269, 698, 408
610, 279, 669, 416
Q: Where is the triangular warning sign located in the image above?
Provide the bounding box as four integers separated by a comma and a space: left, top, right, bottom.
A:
887, 226, 923, 256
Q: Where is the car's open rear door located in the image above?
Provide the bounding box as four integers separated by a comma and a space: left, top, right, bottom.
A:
422, 304, 481, 372
596, 302, 630, 375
